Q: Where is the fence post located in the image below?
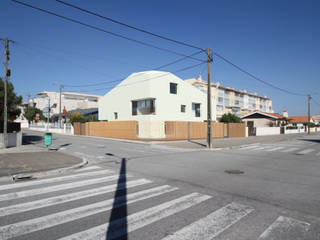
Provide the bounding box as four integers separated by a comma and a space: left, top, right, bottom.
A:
227, 123, 230, 138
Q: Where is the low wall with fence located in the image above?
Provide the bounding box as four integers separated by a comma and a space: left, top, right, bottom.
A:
74, 121, 138, 140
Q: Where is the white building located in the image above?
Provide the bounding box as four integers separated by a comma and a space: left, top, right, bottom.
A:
98, 71, 215, 138
185, 75, 273, 120
30, 92, 101, 115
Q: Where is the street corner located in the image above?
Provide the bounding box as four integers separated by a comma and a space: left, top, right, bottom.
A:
0, 151, 86, 182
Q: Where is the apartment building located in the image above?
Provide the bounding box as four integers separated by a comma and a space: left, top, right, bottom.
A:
185, 75, 273, 120
30, 91, 101, 115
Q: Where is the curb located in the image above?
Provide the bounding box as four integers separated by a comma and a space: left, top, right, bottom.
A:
0, 157, 88, 184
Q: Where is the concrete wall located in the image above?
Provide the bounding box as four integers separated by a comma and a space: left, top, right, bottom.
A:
138, 121, 165, 139
99, 71, 215, 122
29, 124, 74, 135
256, 127, 280, 136
0, 132, 22, 148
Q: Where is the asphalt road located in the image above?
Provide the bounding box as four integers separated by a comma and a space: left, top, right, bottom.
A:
0, 130, 319, 239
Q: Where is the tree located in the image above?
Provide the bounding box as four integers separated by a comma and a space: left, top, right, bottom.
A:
69, 112, 85, 125
24, 107, 45, 123
0, 78, 22, 121
219, 113, 242, 123
86, 115, 98, 122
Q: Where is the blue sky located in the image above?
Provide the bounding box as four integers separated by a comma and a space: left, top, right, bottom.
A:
0, 0, 319, 116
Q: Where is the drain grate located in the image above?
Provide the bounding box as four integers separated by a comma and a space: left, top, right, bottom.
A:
225, 170, 244, 174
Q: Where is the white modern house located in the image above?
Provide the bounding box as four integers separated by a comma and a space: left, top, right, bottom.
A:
99, 71, 215, 138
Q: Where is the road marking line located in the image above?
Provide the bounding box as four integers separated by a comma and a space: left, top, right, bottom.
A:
296, 149, 315, 155
0, 174, 131, 201
0, 186, 186, 240
280, 147, 299, 153
266, 147, 285, 152
0, 169, 114, 192
250, 147, 264, 151
0, 179, 152, 217
162, 202, 254, 240
75, 166, 101, 172
239, 145, 261, 150
57, 192, 211, 240
258, 216, 310, 239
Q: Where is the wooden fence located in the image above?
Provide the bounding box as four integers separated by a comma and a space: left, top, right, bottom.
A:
73, 121, 138, 140
74, 121, 245, 141
165, 121, 245, 140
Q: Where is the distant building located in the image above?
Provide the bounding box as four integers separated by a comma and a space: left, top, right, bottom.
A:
185, 75, 274, 120
29, 92, 101, 115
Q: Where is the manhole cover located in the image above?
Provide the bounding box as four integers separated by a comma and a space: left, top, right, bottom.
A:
225, 170, 244, 174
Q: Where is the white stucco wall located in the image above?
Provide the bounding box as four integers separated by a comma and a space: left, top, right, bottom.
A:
99, 71, 216, 122
256, 127, 280, 136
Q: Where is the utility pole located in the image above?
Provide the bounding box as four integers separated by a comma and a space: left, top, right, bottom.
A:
46, 97, 50, 131
308, 94, 311, 134
207, 48, 213, 148
1, 38, 12, 149
59, 84, 63, 129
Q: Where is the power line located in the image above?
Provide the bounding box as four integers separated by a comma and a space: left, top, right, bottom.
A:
11, 0, 204, 62
312, 97, 320, 107
61, 51, 204, 88
213, 51, 308, 97
69, 61, 206, 93
56, 0, 204, 52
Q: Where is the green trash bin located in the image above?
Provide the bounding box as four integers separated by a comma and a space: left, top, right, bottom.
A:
44, 132, 52, 147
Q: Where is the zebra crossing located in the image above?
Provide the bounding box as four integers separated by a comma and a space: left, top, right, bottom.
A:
0, 165, 316, 239
238, 141, 320, 157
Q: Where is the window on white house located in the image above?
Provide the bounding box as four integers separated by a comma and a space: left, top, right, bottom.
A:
114, 112, 118, 119
181, 105, 186, 113
192, 103, 201, 117
216, 105, 223, 111
132, 98, 155, 115
170, 83, 177, 94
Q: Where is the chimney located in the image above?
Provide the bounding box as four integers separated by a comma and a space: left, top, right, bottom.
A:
282, 110, 288, 118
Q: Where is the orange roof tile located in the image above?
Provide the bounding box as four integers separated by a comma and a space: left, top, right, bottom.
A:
289, 116, 309, 123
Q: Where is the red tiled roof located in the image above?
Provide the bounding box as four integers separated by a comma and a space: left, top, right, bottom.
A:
289, 116, 309, 123
262, 112, 283, 119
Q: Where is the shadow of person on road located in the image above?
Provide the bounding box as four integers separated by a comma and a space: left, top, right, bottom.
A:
106, 157, 128, 240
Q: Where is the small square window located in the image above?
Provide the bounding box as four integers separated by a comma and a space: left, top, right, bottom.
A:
170, 83, 177, 94
181, 105, 186, 113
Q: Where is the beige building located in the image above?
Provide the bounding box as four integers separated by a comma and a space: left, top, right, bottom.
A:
30, 91, 101, 115
185, 75, 273, 120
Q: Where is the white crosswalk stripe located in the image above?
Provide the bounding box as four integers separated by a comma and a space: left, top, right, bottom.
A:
0, 169, 114, 191
75, 165, 102, 172
258, 216, 310, 239
266, 147, 285, 152
57, 193, 211, 240
0, 167, 316, 240
0, 179, 152, 217
0, 174, 130, 201
296, 148, 316, 155
162, 202, 254, 240
280, 147, 299, 152
0, 192, 208, 240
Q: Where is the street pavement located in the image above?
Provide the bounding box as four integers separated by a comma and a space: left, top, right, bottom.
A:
0, 129, 319, 239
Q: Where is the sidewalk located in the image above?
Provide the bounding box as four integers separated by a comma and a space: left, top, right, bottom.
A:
155, 132, 320, 149
0, 145, 86, 183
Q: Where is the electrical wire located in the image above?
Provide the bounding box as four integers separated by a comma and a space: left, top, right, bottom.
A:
11, 0, 204, 62
61, 50, 204, 88
312, 97, 320, 107
70, 61, 206, 93
56, 0, 204, 52
213, 51, 308, 97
